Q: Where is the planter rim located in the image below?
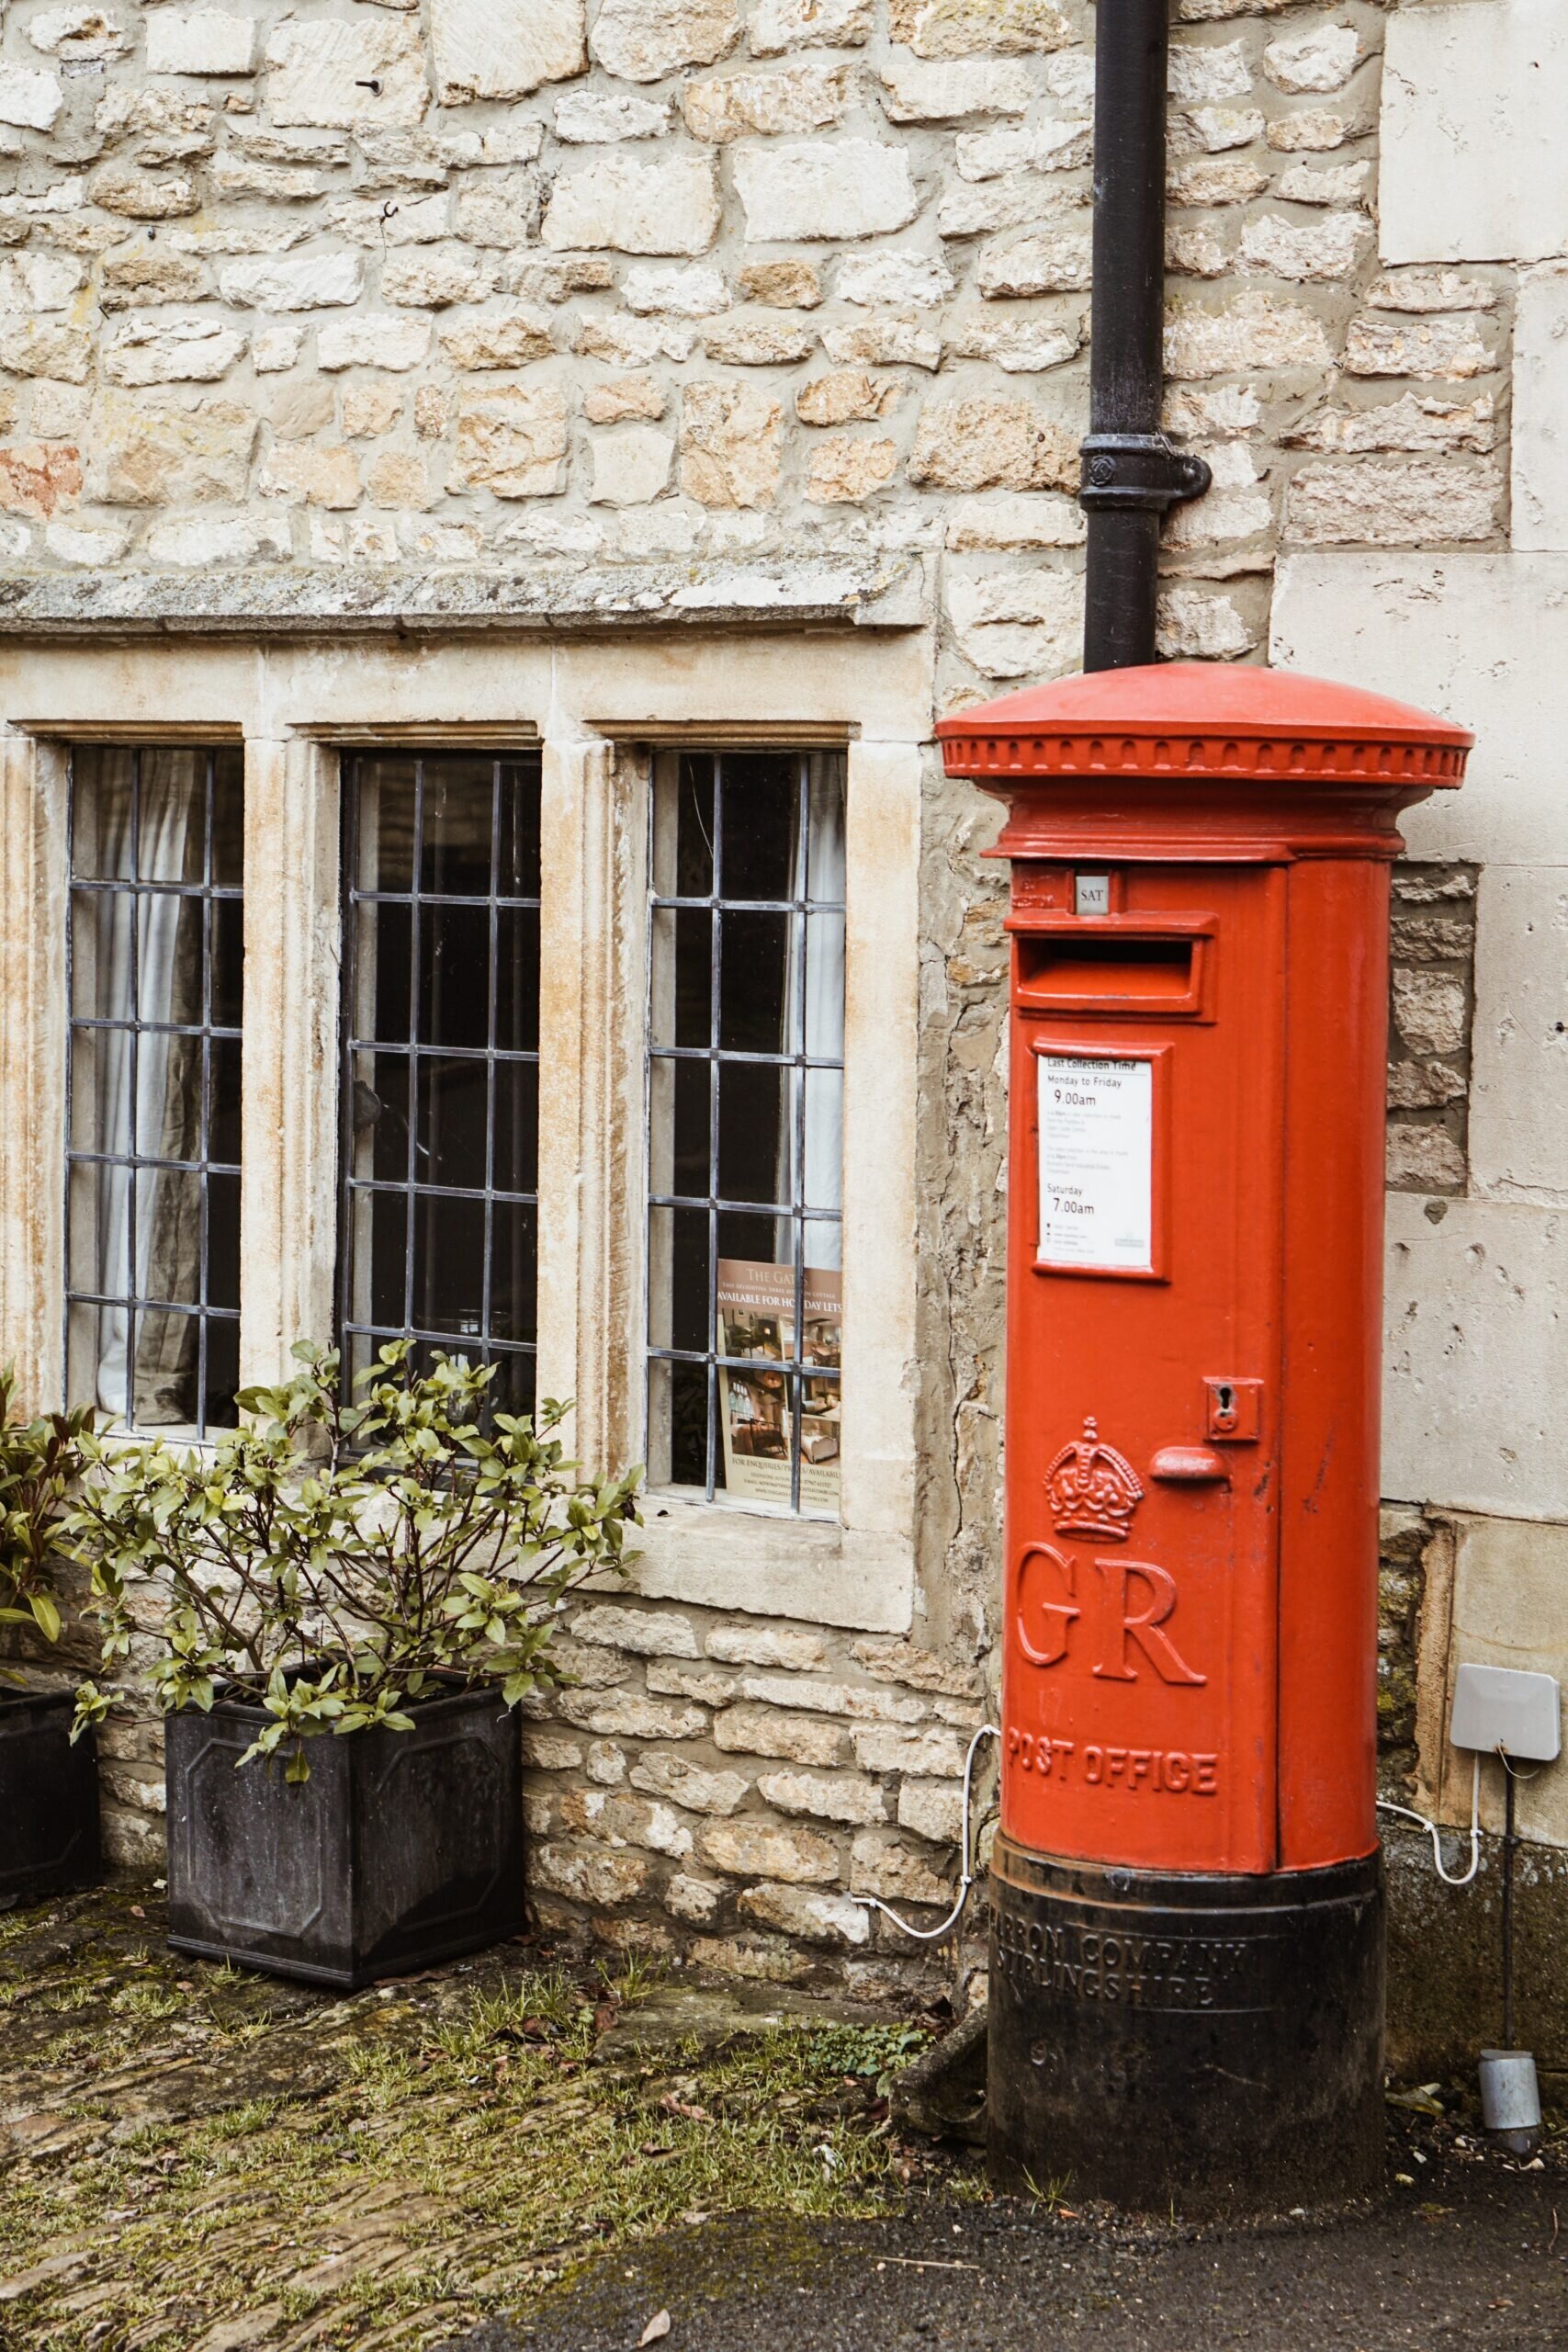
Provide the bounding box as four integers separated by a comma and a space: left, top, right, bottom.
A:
178, 1674, 516, 1731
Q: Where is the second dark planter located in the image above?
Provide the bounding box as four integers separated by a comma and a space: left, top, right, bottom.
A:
164, 1681, 525, 1987
0, 1689, 101, 1911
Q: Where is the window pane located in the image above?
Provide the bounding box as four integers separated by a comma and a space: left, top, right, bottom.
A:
648, 751, 844, 1512
340, 752, 542, 1408
65, 745, 243, 1433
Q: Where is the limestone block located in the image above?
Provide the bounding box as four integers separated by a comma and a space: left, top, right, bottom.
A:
1283, 393, 1495, 458
1343, 313, 1495, 382
852, 1722, 972, 1775
90, 169, 200, 220
944, 563, 1082, 680
622, 266, 728, 319
0, 62, 63, 128
258, 443, 360, 509
1388, 1062, 1466, 1113
85, 390, 256, 503
210, 159, 330, 204
977, 226, 1089, 296
1276, 159, 1371, 209
1382, 1195, 1568, 1519
543, 152, 720, 256
28, 8, 132, 62
938, 173, 1085, 239
430, 0, 584, 102
698, 1817, 839, 1883
897, 1776, 964, 1843
572, 1604, 700, 1657
849, 1829, 954, 1905
365, 449, 434, 510
1263, 24, 1361, 96
1167, 157, 1269, 207
555, 90, 670, 141
700, 314, 814, 366
684, 61, 849, 141
1239, 211, 1371, 282
0, 322, 92, 381
1439, 1517, 1568, 1845
531, 1842, 648, 1906
171, 221, 312, 258
1284, 458, 1502, 549
105, 315, 244, 386
665, 1872, 726, 1923
1265, 107, 1360, 153
1467, 867, 1568, 1201
1168, 38, 1249, 102
512, 258, 617, 303
1382, 0, 1568, 266
0, 442, 80, 520
733, 141, 919, 243
679, 380, 781, 508
592, 0, 740, 82
1368, 272, 1498, 317
438, 307, 556, 369
750, 0, 871, 54
588, 1792, 695, 1859
584, 1740, 627, 1784
629, 1753, 749, 1814
219, 253, 363, 311
879, 57, 1034, 120
895, 0, 1073, 58
0, 252, 82, 311
588, 425, 674, 505
553, 1687, 705, 1739
1178, 0, 1292, 15
1168, 222, 1230, 279
260, 369, 333, 438
758, 1770, 889, 1824
851, 1636, 983, 1698
713, 1704, 847, 1765
738, 259, 820, 307
584, 374, 665, 424
1164, 291, 1332, 378
265, 20, 426, 130
1156, 584, 1257, 659
1164, 441, 1270, 546
454, 177, 541, 251
737, 1882, 868, 1944
1386, 1125, 1466, 1191
795, 368, 899, 426
382, 251, 500, 308
834, 251, 953, 311
943, 311, 1083, 372
908, 394, 1076, 492
252, 325, 304, 374
707, 1624, 829, 1670
46, 520, 131, 564
1163, 384, 1261, 439
1391, 968, 1468, 1059
522, 1729, 584, 1770
1168, 106, 1264, 156
317, 315, 431, 371
819, 316, 941, 369
576, 313, 696, 367
805, 435, 897, 503
739, 1672, 924, 1723
955, 119, 1093, 181
147, 9, 253, 74
945, 491, 1083, 550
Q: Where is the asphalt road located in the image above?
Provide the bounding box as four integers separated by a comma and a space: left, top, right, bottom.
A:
453, 2150, 1568, 2352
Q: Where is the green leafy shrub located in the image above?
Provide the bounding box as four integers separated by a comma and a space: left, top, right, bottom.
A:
0, 1368, 96, 1648
68, 1340, 641, 1778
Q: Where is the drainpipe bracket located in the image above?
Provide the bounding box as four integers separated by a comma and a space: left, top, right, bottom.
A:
1077, 434, 1212, 515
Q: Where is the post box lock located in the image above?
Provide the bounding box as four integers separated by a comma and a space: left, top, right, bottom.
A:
1204, 1376, 1262, 1442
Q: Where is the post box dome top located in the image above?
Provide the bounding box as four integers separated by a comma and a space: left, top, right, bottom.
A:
936, 662, 1472, 789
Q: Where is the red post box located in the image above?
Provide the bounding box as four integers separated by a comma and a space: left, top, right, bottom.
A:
937, 663, 1472, 2212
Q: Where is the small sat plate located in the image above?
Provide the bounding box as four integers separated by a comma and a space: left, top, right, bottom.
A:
1074, 872, 1111, 917
1450, 1663, 1562, 1763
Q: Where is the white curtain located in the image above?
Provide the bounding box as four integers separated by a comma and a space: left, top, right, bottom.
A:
776, 753, 845, 1272
88, 752, 204, 1424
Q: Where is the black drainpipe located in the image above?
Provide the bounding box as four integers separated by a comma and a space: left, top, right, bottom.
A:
1079, 0, 1212, 671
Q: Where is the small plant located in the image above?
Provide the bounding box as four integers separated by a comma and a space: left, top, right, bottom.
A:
67, 1340, 641, 1779
0, 1367, 96, 1649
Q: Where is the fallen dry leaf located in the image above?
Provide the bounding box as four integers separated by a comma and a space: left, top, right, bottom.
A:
638, 2312, 671, 2346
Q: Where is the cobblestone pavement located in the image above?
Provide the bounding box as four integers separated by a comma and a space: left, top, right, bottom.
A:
4, 1876, 1565, 2352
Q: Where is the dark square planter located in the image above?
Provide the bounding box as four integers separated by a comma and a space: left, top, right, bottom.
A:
164, 1680, 525, 1987
0, 1690, 101, 1911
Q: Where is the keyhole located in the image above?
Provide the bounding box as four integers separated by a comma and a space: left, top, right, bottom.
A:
1216, 1384, 1234, 1417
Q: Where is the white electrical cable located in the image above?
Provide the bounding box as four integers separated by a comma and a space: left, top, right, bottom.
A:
853, 1722, 998, 1942
1377, 1749, 1482, 1887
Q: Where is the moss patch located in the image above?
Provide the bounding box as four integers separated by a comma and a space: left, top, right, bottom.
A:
0, 1879, 976, 2350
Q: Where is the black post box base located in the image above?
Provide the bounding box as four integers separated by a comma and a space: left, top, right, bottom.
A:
165, 1683, 525, 1988
0, 1690, 101, 1911
987, 1835, 1386, 2215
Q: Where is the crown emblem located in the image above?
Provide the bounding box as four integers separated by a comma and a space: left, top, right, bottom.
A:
1046, 1418, 1143, 1544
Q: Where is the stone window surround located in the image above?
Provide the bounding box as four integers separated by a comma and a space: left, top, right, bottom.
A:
0, 625, 927, 1639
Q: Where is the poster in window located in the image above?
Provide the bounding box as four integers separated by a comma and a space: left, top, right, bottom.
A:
716, 1259, 841, 1510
